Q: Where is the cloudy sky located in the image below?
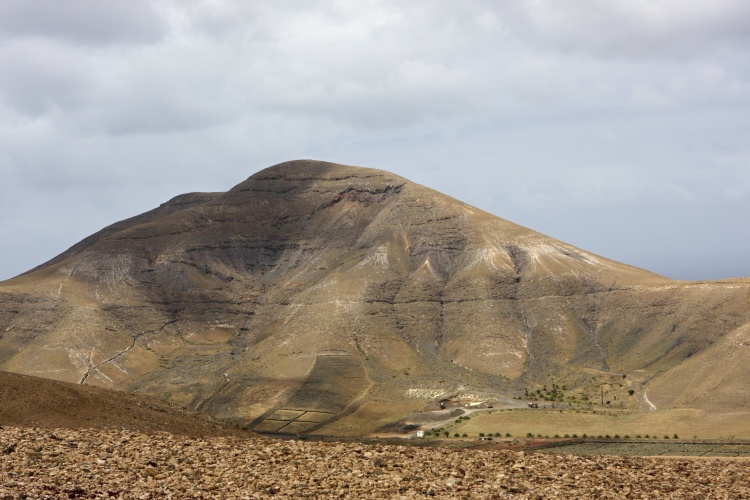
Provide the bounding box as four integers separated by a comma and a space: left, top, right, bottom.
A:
1, 0, 749, 281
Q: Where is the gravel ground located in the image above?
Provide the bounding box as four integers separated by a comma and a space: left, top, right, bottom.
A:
2, 426, 749, 498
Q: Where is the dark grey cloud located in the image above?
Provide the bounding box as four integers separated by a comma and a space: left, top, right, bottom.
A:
0, 0, 166, 45
1, 1, 749, 281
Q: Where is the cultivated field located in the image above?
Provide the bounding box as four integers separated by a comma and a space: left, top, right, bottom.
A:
543, 441, 750, 457
445, 408, 750, 440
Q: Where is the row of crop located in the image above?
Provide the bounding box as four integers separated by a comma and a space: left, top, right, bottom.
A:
421, 428, 682, 440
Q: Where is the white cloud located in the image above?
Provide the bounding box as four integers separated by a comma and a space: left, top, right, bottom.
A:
502, 0, 750, 59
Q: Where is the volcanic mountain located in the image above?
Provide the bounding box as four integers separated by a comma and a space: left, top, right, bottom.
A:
1, 160, 749, 433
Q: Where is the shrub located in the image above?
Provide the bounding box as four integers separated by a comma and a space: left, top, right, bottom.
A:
628, 390, 635, 396
581, 433, 587, 438
664, 435, 670, 440
537, 434, 543, 438
495, 432, 502, 437
462, 433, 467, 438
644, 434, 650, 438
572, 434, 578, 438
479, 433, 485, 437
554, 434, 560, 438
454, 433, 460, 438
636, 435, 642, 439
624, 435, 630, 439
506, 433, 511, 438
597, 435, 604, 439
605, 435, 611, 439
526, 432, 533, 438
673, 434, 679, 440
564, 434, 570, 438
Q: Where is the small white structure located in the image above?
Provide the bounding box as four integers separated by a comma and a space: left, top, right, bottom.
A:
416, 430, 425, 438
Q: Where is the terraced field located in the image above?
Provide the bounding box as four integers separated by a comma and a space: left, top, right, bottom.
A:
249, 353, 371, 434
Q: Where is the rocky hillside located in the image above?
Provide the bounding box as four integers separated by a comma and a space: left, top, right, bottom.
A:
1, 160, 749, 432
1, 426, 748, 498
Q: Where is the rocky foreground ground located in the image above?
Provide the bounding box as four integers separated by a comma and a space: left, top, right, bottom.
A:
1, 426, 748, 499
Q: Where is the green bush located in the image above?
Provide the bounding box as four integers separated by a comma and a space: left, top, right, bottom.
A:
505, 433, 511, 438
673, 434, 679, 439
454, 433, 459, 438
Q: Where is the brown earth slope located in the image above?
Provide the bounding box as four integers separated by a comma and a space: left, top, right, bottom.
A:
0, 371, 247, 436
1, 160, 749, 433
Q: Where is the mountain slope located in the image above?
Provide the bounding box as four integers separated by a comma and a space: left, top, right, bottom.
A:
1, 160, 748, 432
0, 371, 248, 436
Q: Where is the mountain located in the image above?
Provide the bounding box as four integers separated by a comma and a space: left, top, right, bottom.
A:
1, 160, 749, 433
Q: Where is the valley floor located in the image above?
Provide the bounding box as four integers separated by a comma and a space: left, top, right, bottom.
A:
1, 426, 749, 499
